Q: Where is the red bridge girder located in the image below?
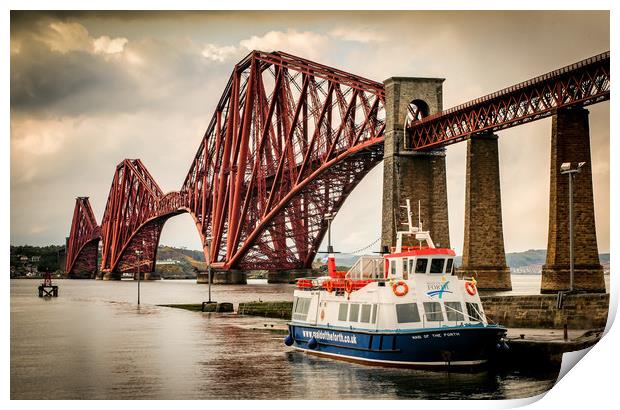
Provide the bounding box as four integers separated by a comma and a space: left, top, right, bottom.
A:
408, 51, 610, 150
99, 159, 185, 273
66, 197, 101, 277
66, 50, 610, 274
181, 51, 386, 270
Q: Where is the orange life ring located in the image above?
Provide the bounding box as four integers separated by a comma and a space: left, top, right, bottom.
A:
345, 279, 354, 294
324, 280, 334, 293
465, 280, 477, 296
392, 281, 409, 297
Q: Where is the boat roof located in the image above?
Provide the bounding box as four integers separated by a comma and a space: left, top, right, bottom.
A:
385, 248, 456, 258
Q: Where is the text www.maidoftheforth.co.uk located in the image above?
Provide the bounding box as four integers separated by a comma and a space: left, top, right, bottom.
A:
302, 330, 357, 344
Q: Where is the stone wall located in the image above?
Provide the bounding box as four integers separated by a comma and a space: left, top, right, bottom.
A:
238, 301, 294, 319
481, 293, 609, 329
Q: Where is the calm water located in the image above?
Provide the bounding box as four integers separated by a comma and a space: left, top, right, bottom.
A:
11, 276, 567, 400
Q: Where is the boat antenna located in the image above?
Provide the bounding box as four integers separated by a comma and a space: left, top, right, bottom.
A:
406, 199, 413, 231
418, 200, 423, 248
418, 200, 422, 230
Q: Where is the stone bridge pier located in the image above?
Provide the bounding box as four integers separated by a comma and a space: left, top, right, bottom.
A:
541, 107, 605, 293
457, 132, 511, 290
197, 269, 247, 285
381, 77, 450, 250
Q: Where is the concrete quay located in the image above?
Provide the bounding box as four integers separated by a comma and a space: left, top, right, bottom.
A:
501, 327, 604, 366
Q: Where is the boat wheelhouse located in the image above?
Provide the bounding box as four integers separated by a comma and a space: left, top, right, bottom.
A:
285, 200, 507, 369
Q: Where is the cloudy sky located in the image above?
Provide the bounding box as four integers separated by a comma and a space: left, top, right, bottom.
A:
10, 11, 609, 255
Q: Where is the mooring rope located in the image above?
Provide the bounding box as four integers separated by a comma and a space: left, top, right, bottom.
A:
344, 237, 381, 255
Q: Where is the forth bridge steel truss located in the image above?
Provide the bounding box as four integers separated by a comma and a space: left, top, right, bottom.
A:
65, 50, 610, 276
66, 197, 100, 276
181, 51, 386, 270
408, 51, 610, 150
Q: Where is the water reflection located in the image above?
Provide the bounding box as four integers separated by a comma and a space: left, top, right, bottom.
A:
11, 279, 559, 399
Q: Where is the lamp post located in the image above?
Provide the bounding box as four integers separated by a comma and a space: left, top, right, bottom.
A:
135, 249, 143, 305
206, 236, 212, 303
560, 161, 586, 293
325, 214, 335, 253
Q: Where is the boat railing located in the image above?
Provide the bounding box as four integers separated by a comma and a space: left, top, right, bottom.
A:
345, 255, 385, 280
443, 302, 489, 325
296, 275, 386, 292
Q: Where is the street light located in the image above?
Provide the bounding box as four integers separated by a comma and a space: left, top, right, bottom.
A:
206, 236, 212, 303
325, 214, 335, 253
135, 240, 145, 305
560, 161, 586, 293
135, 249, 143, 305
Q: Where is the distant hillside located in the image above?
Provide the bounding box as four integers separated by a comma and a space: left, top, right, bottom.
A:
157, 246, 204, 262
321, 249, 610, 275
10, 245, 65, 277
155, 246, 206, 279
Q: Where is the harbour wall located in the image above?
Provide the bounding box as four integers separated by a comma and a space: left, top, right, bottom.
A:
237, 301, 294, 319
481, 293, 609, 329
238, 294, 609, 329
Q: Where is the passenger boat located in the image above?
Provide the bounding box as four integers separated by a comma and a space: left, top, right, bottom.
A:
284, 200, 507, 369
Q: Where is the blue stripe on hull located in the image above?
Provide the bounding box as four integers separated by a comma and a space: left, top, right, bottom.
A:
288, 324, 505, 367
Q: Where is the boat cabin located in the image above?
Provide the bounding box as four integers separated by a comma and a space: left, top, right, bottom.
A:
293, 200, 488, 332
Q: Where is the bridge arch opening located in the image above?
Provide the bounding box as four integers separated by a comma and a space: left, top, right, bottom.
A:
407, 99, 430, 123
405, 99, 430, 150
153, 211, 206, 276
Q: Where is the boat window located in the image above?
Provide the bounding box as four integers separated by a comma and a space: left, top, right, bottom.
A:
445, 301, 464, 322
349, 304, 360, 322
396, 303, 421, 323
292, 297, 311, 321
402, 259, 408, 279
423, 302, 444, 322
360, 304, 372, 323
371, 304, 378, 324
446, 258, 454, 275
408, 259, 415, 274
430, 258, 445, 274
415, 258, 428, 273
338, 303, 348, 321
466, 302, 483, 322
390, 260, 396, 276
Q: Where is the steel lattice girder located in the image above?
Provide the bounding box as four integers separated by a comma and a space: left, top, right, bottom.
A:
408, 51, 610, 150
66, 197, 101, 275
99, 159, 174, 273
181, 50, 386, 270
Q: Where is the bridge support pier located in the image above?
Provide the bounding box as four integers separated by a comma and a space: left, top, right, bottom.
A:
456, 133, 511, 290
197, 269, 247, 285
541, 107, 605, 293
132, 272, 161, 280
381, 77, 450, 250
102, 272, 121, 281
268, 269, 315, 284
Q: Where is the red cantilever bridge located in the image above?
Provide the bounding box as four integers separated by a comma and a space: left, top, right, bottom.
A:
65, 50, 610, 279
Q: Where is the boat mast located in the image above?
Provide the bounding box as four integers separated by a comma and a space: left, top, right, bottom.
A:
395, 199, 435, 252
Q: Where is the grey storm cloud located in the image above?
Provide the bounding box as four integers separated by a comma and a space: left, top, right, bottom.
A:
11, 14, 232, 118
11, 41, 135, 115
